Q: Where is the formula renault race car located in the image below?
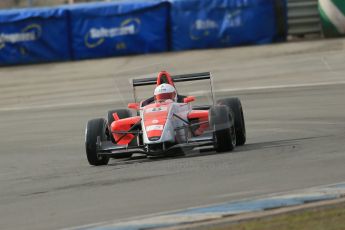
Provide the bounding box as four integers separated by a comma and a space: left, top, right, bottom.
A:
85, 71, 246, 166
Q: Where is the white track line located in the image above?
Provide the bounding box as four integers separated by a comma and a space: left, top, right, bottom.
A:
216, 80, 345, 93
1, 80, 345, 112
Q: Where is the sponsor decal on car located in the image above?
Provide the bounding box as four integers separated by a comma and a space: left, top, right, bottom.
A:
146, 125, 164, 131
145, 106, 168, 113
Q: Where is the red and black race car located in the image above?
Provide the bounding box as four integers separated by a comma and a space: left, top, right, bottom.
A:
85, 71, 246, 166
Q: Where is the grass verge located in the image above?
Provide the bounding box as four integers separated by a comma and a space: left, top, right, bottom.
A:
214, 201, 345, 230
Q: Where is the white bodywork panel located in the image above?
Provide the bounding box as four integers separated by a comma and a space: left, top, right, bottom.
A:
140, 102, 191, 144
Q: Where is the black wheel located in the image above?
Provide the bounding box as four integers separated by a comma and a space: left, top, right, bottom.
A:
85, 118, 109, 166
107, 109, 135, 159
217, 98, 246, 146
209, 105, 236, 152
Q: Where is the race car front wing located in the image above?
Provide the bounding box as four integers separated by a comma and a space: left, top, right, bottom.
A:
96, 134, 214, 157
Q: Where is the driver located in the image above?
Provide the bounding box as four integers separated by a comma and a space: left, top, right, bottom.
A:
154, 83, 177, 103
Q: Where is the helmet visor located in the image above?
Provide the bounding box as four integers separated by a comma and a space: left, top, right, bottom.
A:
155, 92, 176, 101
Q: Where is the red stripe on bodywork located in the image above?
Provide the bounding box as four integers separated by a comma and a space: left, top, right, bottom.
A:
143, 103, 170, 139
188, 110, 209, 136
157, 71, 175, 88
112, 112, 120, 121
188, 110, 209, 120
111, 116, 140, 145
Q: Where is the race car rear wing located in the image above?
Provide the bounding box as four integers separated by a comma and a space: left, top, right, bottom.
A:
131, 72, 215, 104
132, 72, 212, 87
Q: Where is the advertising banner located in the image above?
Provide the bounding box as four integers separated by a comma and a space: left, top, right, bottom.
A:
170, 0, 286, 51
0, 8, 70, 65
67, 1, 169, 60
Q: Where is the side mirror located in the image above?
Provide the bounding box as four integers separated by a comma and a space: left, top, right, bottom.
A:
128, 103, 139, 110
183, 96, 195, 104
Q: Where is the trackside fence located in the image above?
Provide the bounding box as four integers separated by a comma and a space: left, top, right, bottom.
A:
0, 0, 288, 65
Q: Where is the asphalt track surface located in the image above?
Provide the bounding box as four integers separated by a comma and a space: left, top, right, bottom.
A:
0, 39, 345, 230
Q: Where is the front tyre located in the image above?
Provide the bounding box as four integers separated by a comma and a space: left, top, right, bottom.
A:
85, 118, 109, 166
210, 105, 236, 152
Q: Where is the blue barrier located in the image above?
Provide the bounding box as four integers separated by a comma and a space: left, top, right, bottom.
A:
169, 0, 287, 51
0, 0, 287, 65
0, 7, 70, 65
66, 1, 169, 60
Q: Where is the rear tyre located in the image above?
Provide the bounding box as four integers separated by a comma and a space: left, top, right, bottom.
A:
210, 105, 236, 152
107, 109, 134, 159
217, 98, 246, 146
85, 118, 109, 166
